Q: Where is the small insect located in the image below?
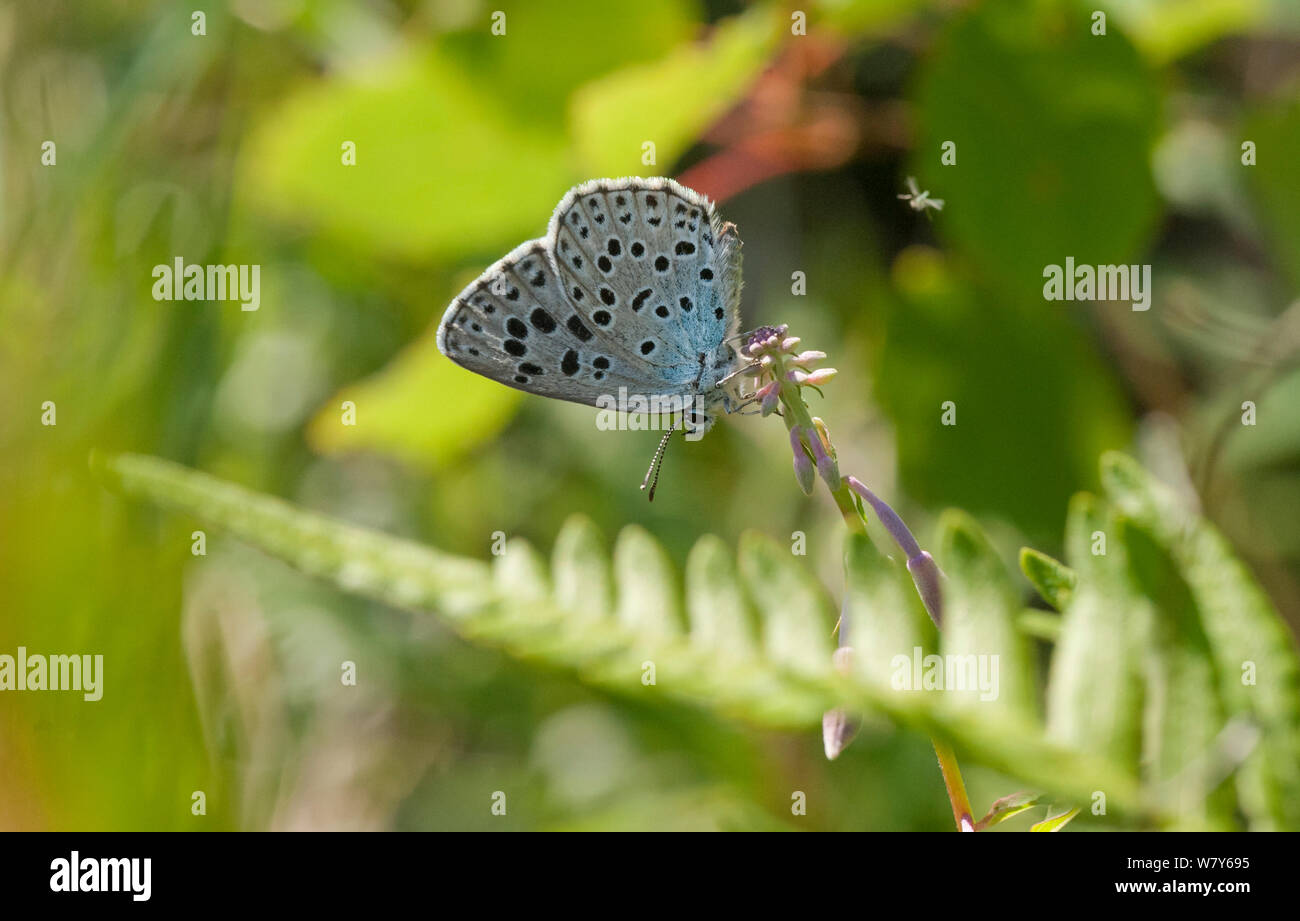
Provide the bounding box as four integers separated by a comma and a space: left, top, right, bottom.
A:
898, 176, 944, 217
436, 178, 757, 499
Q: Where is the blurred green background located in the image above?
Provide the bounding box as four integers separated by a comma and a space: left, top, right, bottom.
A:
2, 0, 1298, 830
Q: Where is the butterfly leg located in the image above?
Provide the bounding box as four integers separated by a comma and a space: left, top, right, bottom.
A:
723, 392, 778, 417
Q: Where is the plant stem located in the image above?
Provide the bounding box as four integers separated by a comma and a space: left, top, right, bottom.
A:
771, 352, 974, 831
933, 738, 976, 832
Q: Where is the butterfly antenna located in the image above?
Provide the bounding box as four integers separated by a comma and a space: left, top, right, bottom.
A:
640, 422, 677, 502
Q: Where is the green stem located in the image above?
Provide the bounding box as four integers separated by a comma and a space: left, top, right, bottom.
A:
934, 737, 976, 832
778, 382, 865, 535
775, 357, 973, 831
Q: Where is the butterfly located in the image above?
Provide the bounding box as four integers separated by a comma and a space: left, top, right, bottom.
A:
436, 177, 753, 497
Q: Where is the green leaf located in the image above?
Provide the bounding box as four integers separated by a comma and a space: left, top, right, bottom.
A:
1244, 96, 1300, 291
239, 51, 572, 262
1102, 452, 1300, 830
570, 5, 781, 176
1045, 494, 1143, 777
975, 791, 1043, 831
493, 538, 550, 602
914, 2, 1160, 298
875, 255, 1132, 544
738, 531, 836, 674
1019, 547, 1077, 611
614, 525, 685, 639
936, 510, 1039, 721
307, 329, 522, 471
1016, 609, 1062, 643
842, 531, 938, 687
1106, 0, 1271, 66
1121, 519, 1235, 828
95, 452, 1149, 822
685, 534, 759, 660
1031, 805, 1081, 832
552, 515, 614, 625
439, 0, 697, 126
813, 0, 928, 34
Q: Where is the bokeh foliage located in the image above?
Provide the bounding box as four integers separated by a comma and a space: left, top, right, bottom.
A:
2, 0, 1299, 830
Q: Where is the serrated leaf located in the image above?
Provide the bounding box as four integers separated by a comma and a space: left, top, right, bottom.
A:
96, 452, 1152, 822
738, 531, 835, 674
685, 534, 759, 660
552, 515, 614, 625
612, 525, 685, 639
842, 531, 938, 687
1046, 494, 1143, 776
1019, 547, 1077, 611
936, 511, 1038, 721
1102, 452, 1300, 831
492, 538, 550, 602
1122, 519, 1236, 829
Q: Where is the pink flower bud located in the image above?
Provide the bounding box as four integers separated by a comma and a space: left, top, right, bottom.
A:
823, 708, 859, 760
789, 350, 828, 368
907, 551, 944, 629
806, 428, 840, 490
789, 426, 815, 495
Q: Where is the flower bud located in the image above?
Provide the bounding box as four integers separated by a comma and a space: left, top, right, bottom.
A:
789, 350, 828, 368
803, 367, 837, 387
822, 708, 859, 760
806, 427, 840, 491
907, 551, 944, 629
789, 426, 815, 495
